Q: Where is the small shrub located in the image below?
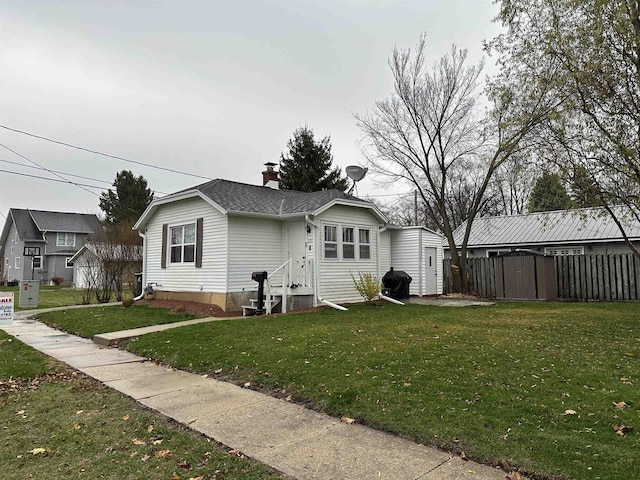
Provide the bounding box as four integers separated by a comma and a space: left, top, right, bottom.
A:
351, 271, 381, 302
122, 298, 134, 308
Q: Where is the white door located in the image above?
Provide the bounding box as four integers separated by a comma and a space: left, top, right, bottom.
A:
287, 221, 307, 287
424, 247, 437, 295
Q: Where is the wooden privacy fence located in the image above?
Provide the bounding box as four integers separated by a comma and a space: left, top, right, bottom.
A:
444, 253, 640, 301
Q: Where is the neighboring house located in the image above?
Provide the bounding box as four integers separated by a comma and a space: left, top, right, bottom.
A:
69, 242, 142, 289
133, 167, 445, 312
446, 207, 640, 258
0, 209, 103, 284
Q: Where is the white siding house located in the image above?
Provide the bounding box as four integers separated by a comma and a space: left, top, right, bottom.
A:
134, 178, 390, 311
134, 173, 445, 312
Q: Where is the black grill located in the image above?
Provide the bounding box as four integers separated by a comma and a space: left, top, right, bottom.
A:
381, 268, 412, 299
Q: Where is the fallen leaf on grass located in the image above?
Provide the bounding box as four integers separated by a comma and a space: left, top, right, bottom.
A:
76, 410, 84, 415
228, 449, 241, 455
460, 451, 468, 461
147, 425, 154, 433
243, 382, 251, 388
16, 410, 25, 416
563, 409, 577, 415
132, 438, 147, 446
613, 401, 629, 410
30, 448, 49, 455
170, 474, 180, 480
141, 454, 150, 462
189, 476, 205, 480
613, 424, 634, 437
155, 449, 172, 459
74, 422, 81, 430
341, 417, 356, 424
122, 415, 130, 421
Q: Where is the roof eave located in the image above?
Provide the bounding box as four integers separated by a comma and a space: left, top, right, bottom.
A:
312, 198, 389, 223
134, 190, 227, 230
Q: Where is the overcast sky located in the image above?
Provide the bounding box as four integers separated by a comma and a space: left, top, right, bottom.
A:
0, 0, 503, 220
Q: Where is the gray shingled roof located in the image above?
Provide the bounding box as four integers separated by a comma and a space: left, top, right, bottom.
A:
10, 209, 44, 242
28, 210, 103, 234
452, 207, 640, 248
189, 179, 372, 216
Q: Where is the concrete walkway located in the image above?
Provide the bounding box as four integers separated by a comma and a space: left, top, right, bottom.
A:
93, 315, 242, 345
2, 310, 509, 480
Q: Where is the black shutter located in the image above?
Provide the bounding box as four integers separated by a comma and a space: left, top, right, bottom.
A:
161, 224, 168, 269
196, 218, 203, 268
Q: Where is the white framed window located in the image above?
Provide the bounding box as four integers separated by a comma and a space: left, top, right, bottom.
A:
170, 223, 196, 263
324, 225, 338, 259
359, 228, 371, 260
487, 249, 511, 257
544, 246, 584, 256
65, 257, 73, 268
323, 224, 372, 261
10, 244, 14, 255
32, 256, 43, 269
342, 226, 355, 259
57, 232, 76, 247
15, 257, 20, 269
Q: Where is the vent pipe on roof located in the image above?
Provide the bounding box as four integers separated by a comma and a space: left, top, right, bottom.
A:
262, 162, 279, 189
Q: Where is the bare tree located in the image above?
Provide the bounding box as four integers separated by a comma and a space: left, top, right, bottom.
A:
356, 35, 557, 292
491, 0, 640, 256
79, 226, 142, 303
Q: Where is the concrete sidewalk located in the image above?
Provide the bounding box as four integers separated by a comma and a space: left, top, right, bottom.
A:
2, 312, 508, 480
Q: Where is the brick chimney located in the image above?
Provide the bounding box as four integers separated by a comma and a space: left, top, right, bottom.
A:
262, 162, 279, 189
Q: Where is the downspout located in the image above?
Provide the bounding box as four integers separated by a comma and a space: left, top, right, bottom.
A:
133, 230, 146, 301
378, 224, 388, 279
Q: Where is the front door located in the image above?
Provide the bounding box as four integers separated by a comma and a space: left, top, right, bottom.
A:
424, 247, 437, 295
287, 221, 307, 287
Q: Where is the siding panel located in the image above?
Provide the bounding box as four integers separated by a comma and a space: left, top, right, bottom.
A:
144, 197, 227, 292
316, 206, 381, 304
227, 216, 285, 292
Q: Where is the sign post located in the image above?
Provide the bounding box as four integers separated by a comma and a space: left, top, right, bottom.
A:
0, 292, 14, 325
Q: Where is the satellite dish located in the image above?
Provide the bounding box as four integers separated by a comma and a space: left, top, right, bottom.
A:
346, 165, 368, 182
345, 165, 368, 195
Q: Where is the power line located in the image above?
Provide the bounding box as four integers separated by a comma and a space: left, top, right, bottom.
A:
0, 143, 99, 198
0, 158, 112, 185
363, 192, 415, 198
0, 158, 169, 195
0, 124, 213, 181
1, 168, 105, 190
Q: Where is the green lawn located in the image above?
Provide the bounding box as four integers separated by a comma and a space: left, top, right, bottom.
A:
0, 285, 133, 311
0, 330, 284, 480
34, 304, 198, 338
105, 301, 640, 480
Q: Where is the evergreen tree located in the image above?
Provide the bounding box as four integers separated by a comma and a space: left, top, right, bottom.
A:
570, 165, 602, 208
99, 170, 154, 226
528, 171, 571, 213
279, 126, 348, 192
